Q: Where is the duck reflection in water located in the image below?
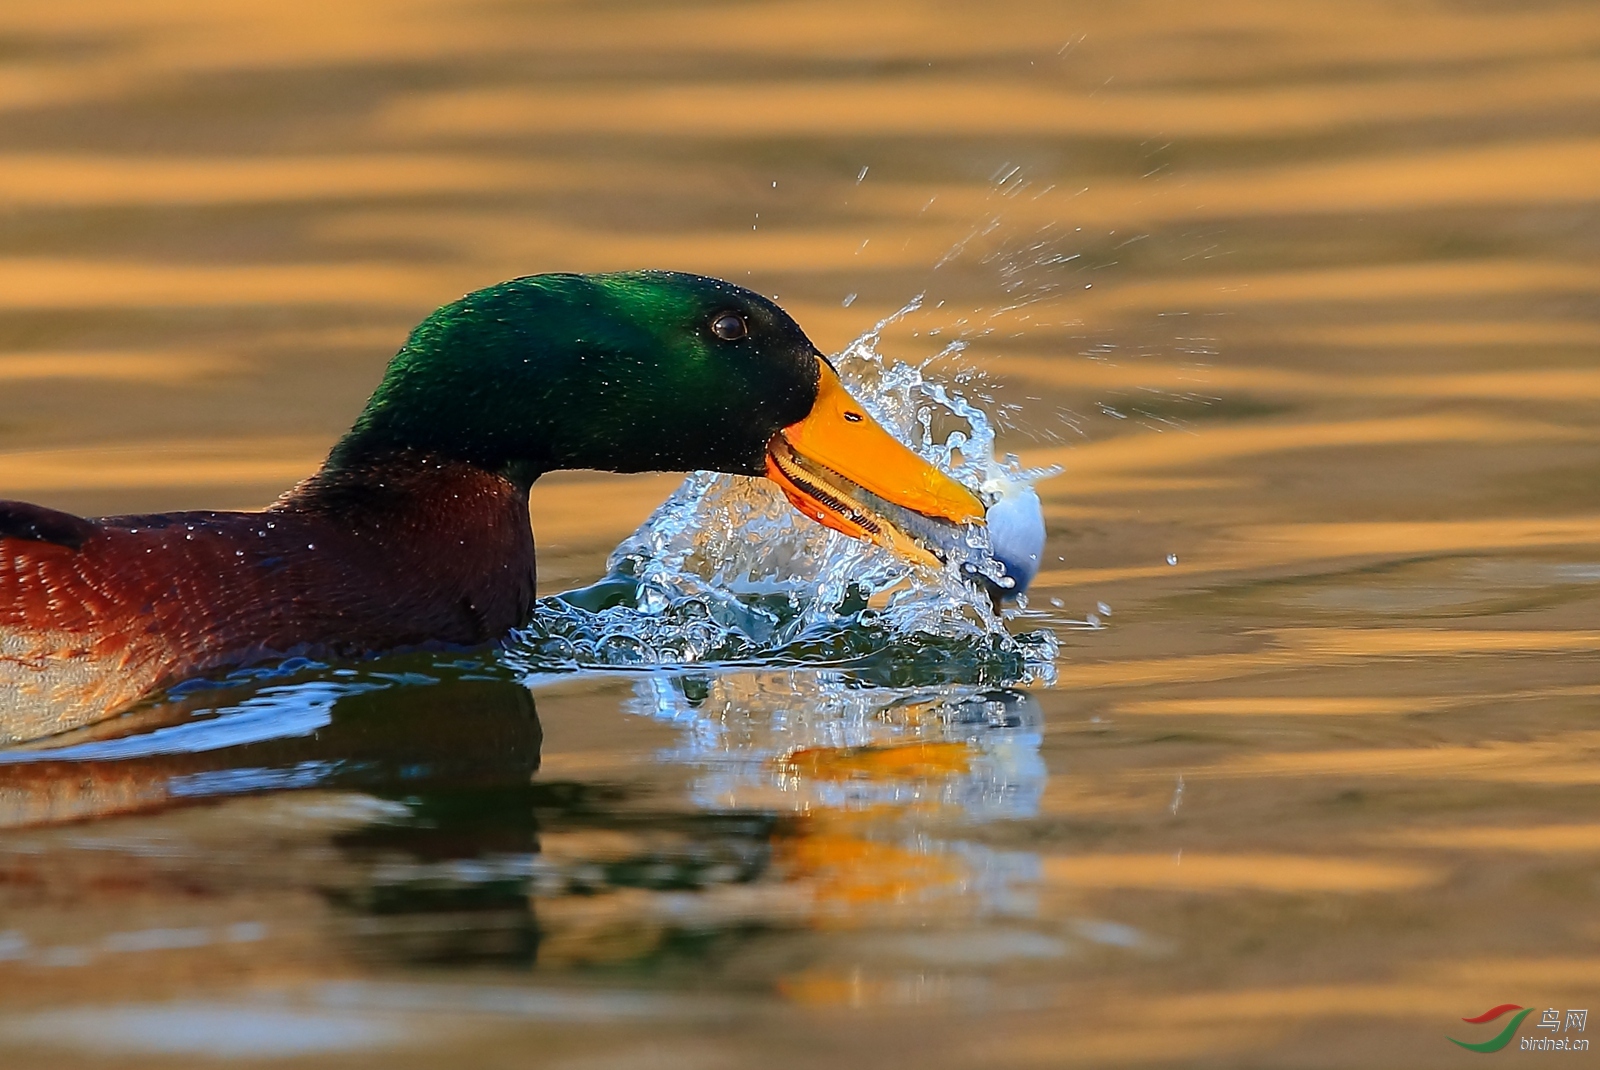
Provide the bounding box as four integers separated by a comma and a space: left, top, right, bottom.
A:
0, 671, 555, 965
0, 663, 1047, 973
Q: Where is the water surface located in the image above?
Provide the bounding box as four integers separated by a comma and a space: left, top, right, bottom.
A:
2, 1, 1599, 1065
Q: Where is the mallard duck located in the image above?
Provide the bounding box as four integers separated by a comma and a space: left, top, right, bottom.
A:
0, 271, 985, 743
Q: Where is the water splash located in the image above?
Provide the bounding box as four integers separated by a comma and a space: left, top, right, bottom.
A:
504, 303, 1058, 684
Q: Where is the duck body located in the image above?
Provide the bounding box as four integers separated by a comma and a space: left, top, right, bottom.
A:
1, 459, 535, 741
0, 271, 986, 744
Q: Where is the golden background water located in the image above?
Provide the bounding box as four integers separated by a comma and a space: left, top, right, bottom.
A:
1, 0, 1599, 1065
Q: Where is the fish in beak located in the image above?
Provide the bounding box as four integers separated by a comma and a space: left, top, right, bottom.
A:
764, 361, 986, 566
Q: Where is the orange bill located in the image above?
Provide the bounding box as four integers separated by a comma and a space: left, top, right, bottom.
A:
764, 361, 986, 566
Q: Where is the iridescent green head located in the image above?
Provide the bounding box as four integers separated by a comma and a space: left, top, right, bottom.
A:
332, 271, 821, 484
325, 270, 985, 563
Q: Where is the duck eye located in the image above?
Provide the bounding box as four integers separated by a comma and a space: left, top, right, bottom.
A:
710, 312, 747, 341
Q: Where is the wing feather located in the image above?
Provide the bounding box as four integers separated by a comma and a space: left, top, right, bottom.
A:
1, 518, 164, 743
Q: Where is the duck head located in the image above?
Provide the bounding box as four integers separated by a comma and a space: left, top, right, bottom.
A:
328, 271, 984, 564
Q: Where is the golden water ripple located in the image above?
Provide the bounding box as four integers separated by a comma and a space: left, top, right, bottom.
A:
1032, 516, 1600, 592
0, 436, 328, 493
1383, 825, 1600, 853
315, 212, 958, 276
381, 81, 1600, 142
993, 359, 1600, 401
853, 137, 1600, 228
1041, 504, 1600, 583
0, 154, 575, 208
1055, 630, 1600, 691
1113, 697, 1452, 717
1199, 732, 1600, 784
1076, 259, 1600, 316
1025, 414, 1588, 483
0, 351, 238, 383
1041, 852, 1439, 893
0, 259, 450, 310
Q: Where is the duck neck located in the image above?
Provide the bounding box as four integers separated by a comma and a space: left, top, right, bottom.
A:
282, 446, 537, 527
296, 442, 540, 509
275, 449, 540, 641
